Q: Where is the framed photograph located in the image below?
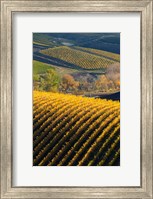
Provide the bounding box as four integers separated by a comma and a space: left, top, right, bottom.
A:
0, 0, 152, 198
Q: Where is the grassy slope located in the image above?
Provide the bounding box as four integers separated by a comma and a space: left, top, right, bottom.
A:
33, 60, 78, 76
33, 60, 54, 75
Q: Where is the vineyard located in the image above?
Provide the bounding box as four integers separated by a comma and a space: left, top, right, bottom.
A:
74, 46, 120, 62
33, 91, 120, 166
41, 46, 116, 70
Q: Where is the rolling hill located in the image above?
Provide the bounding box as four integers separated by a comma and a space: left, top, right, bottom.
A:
33, 91, 120, 166
41, 46, 118, 70
33, 33, 120, 53
33, 60, 54, 75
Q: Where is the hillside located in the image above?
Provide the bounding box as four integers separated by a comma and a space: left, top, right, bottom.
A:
73, 46, 120, 62
41, 46, 118, 70
33, 33, 120, 53
33, 91, 120, 166
33, 60, 54, 75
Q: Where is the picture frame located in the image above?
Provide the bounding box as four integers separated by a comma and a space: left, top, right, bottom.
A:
0, 0, 152, 198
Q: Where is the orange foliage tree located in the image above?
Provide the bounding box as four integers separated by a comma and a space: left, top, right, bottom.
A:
60, 74, 79, 93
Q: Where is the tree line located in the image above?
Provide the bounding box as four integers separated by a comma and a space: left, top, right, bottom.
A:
33, 63, 120, 94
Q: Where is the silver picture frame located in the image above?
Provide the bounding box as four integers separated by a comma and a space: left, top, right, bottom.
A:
0, 0, 152, 198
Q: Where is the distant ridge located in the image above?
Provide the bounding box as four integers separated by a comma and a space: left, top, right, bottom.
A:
86, 91, 120, 101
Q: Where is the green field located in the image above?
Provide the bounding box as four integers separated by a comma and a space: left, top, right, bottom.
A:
33, 61, 55, 75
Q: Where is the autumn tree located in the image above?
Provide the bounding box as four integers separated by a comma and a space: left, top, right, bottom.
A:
94, 75, 109, 92
106, 62, 120, 90
60, 74, 79, 93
